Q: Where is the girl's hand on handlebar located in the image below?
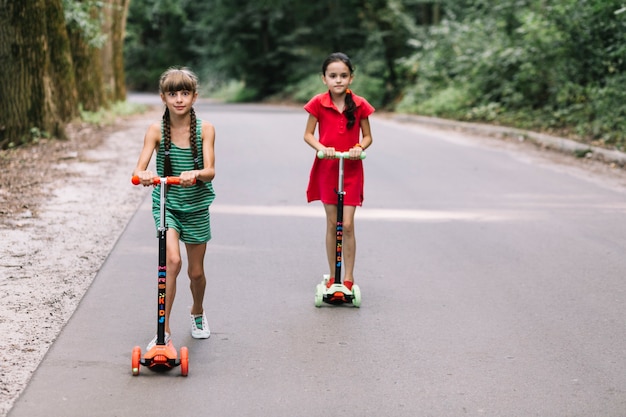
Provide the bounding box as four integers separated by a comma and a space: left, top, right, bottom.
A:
319, 147, 336, 159
348, 146, 363, 160
136, 170, 156, 186
179, 170, 198, 187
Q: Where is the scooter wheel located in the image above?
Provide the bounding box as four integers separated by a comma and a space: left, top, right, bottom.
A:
351, 284, 361, 308
131, 346, 141, 376
315, 284, 324, 307
180, 346, 189, 376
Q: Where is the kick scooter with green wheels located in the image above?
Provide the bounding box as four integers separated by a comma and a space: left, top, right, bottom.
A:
314, 150, 365, 308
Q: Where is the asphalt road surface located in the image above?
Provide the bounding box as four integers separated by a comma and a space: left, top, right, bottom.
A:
9, 101, 626, 417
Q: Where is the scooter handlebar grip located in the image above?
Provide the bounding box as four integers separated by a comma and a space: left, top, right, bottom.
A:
131, 176, 161, 186
131, 176, 196, 185
316, 151, 366, 160
166, 177, 196, 185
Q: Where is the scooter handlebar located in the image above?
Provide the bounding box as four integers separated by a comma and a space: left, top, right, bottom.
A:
131, 176, 196, 186
316, 150, 366, 160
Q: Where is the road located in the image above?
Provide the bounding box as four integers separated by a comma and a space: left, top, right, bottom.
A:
9, 100, 626, 417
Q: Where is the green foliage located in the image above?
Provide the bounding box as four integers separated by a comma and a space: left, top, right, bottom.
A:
210, 81, 259, 103
399, 0, 626, 148
79, 101, 149, 126
398, 84, 474, 117
351, 74, 386, 110
4, 127, 51, 150
61, 0, 107, 47
124, 0, 415, 106
29, 127, 50, 142
124, 0, 198, 90
124, 0, 626, 148
283, 74, 328, 104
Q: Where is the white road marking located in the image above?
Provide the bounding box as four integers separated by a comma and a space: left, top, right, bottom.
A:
211, 204, 523, 222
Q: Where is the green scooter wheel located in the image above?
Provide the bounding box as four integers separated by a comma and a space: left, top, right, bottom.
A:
315, 284, 324, 307
351, 284, 361, 308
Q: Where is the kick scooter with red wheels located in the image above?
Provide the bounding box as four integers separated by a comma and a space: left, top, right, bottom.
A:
314, 150, 365, 308
131, 175, 189, 376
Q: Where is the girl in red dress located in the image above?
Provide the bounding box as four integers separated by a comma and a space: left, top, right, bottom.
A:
303, 52, 375, 290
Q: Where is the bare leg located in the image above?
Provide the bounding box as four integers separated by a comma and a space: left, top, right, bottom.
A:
185, 242, 207, 315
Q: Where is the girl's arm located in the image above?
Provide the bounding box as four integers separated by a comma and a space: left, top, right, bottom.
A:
304, 114, 335, 157
132, 123, 160, 186
181, 121, 215, 185
359, 117, 373, 150
199, 121, 216, 182
348, 117, 373, 159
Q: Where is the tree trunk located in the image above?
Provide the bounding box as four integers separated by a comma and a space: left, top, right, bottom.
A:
68, 1, 105, 111
0, 0, 75, 148
432, 3, 441, 24
46, 0, 79, 123
101, 0, 129, 102
100, 0, 115, 102
110, 0, 130, 101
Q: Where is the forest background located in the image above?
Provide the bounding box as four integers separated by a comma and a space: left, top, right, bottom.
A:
2, 0, 626, 152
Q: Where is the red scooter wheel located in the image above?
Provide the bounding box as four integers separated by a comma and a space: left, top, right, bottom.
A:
131, 346, 141, 376
180, 346, 189, 376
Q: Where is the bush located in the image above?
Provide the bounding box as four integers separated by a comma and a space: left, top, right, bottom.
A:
395, 0, 626, 149
210, 81, 259, 103
397, 84, 473, 117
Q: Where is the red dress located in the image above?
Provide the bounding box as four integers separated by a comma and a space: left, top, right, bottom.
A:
304, 91, 375, 206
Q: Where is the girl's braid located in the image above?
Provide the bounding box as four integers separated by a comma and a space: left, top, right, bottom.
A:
189, 108, 203, 185
163, 108, 173, 177
345, 91, 357, 129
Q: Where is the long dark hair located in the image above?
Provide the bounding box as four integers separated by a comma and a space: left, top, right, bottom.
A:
322, 52, 357, 129
159, 67, 202, 184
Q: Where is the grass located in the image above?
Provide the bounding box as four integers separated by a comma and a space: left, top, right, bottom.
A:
79, 100, 149, 126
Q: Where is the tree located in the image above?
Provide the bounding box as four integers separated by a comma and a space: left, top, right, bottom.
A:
65, 0, 106, 111
0, 0, 78, 148
101, 0, 130, 101
124, 0, 195, 91
124, 0, 379, 99
64, 0, 130, 106
0, 0, 130, 148
359, 0, 418, 104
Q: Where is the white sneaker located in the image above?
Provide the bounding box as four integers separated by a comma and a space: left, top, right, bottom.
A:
146, 332, 170, 350
190, 312, 210, 339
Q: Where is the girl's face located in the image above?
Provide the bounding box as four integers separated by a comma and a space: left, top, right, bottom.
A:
322, 61, 353, 95
161, 89, 197, 116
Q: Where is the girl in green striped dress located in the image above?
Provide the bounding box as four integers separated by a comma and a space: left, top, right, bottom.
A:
133, 67, 216, 350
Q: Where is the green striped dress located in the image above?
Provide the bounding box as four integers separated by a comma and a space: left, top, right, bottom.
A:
151, 119, 216, 241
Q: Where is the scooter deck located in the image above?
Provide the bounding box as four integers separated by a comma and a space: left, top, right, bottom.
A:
315, 275, 361, 307
142, 342, 179, 367
132, 341, 189, 376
